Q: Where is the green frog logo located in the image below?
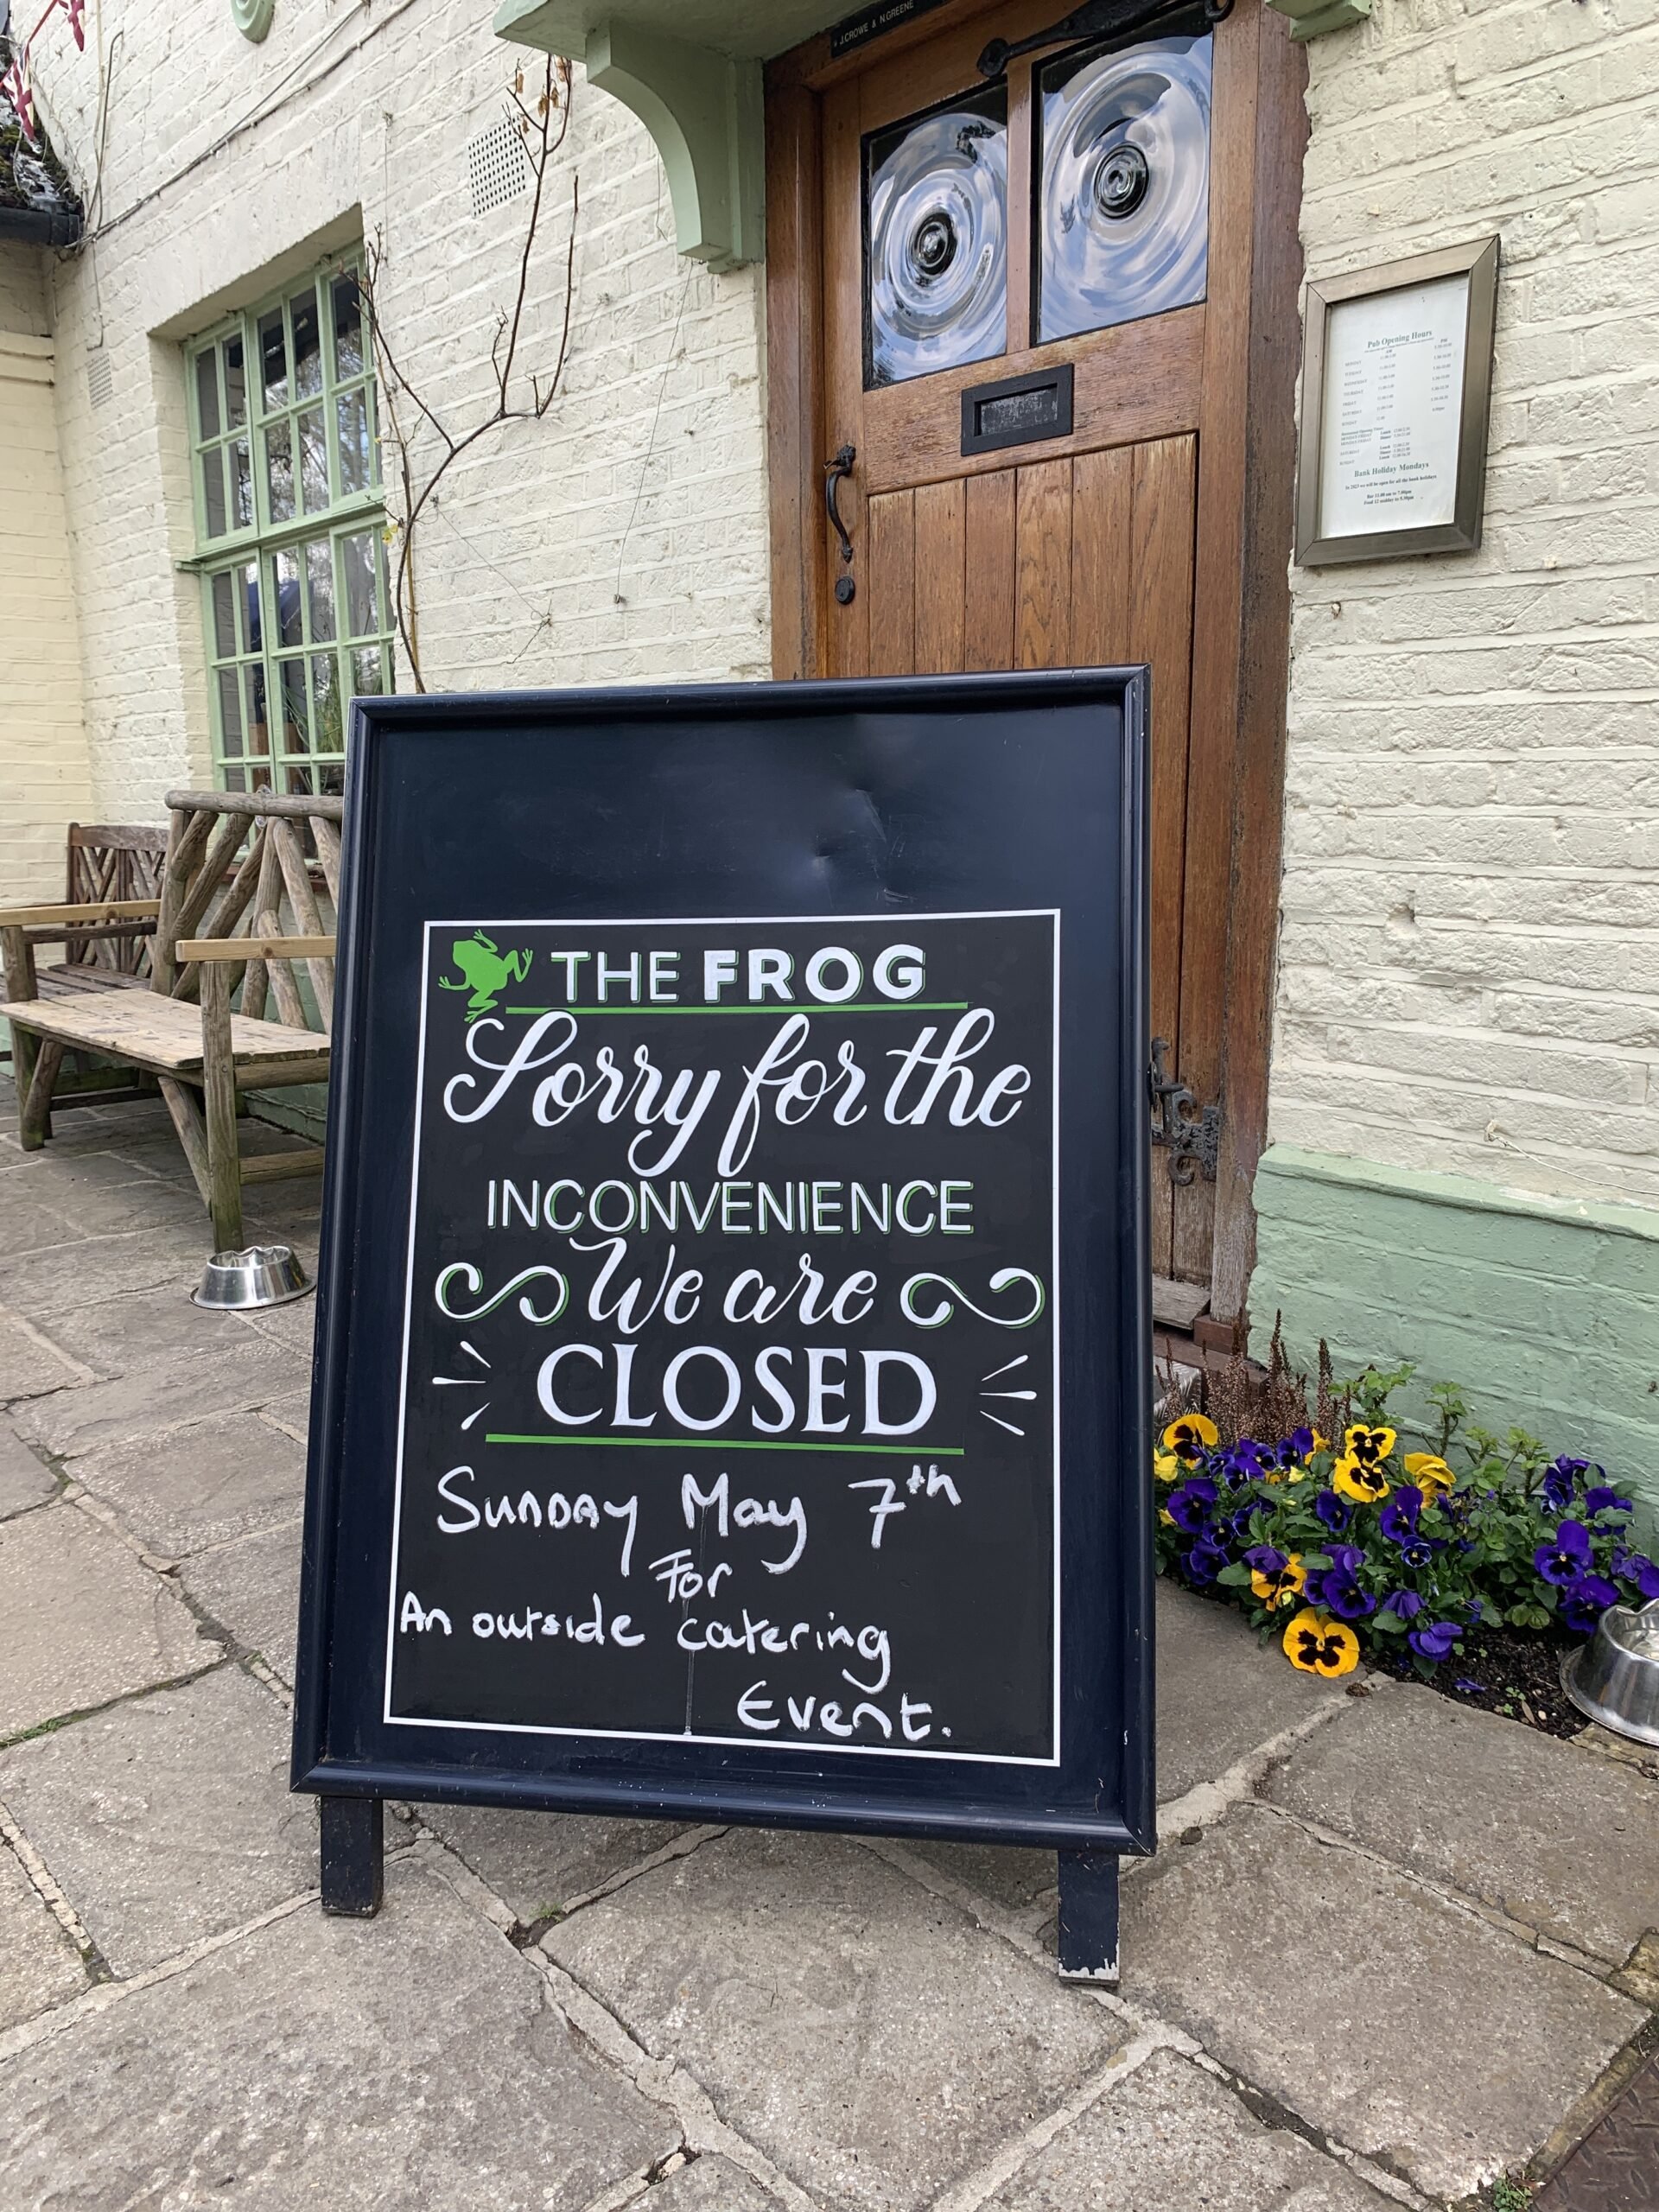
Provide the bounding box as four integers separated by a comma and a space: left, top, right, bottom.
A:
439, 931, 533, 1019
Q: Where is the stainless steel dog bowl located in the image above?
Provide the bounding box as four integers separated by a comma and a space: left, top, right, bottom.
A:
193, 1244, 314, 1312
1562, 1598, 1659, 1746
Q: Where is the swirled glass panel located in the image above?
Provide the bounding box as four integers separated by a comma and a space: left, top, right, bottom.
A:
1035, 34, 1211, 346
865, 84, 1007, 388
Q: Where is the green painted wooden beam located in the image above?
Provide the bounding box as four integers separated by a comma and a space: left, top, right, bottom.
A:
1264, 0, 1371, 39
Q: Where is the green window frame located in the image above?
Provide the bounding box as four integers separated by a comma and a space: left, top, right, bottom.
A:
186, 254, 392, 796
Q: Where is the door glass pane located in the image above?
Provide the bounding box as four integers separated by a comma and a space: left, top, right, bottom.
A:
273, 549, 304, 646
265, 419, 295, 522
298, 406, 329, 512
241, 559, 263, 652
258, 307, 289, 410
351, 645, 385, 697
1034, 34, 1211, 345
310, 652, 341, 751
332, 271, 364, 378
200, 447, 227, 539
217, 667, 245, 754
306, 539, 337, 640
337, 388, 370, 493
210, 569, 238, 657
865, 83, 1007, 389
225, 334, 247, 428
291, 286, 322, 398
194, 349, 220, 439
340, 530, 379, 637
278, 657, 309, 751
232, 436, 253, 528
245, 664, 270, 760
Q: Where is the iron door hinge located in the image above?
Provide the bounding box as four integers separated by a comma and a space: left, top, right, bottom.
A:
1148, 1037, 1220, 1184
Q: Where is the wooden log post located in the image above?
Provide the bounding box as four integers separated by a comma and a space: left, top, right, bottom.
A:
200, 960, 243, 1253
2, 923, 41, 1112
19, 1039, 66, 1151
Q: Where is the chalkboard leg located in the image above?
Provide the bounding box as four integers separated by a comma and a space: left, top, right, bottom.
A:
1056, 1849, 1119, 1985
319, 1795, 384, 1917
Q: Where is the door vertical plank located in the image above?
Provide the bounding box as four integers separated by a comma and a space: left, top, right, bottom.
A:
963, 471, 1016, 671
1015, 460, 1073, 670
765, 80, 826, 678
823, 79, 869, 679
1069, 447, 1133, 667
1128, 435, 1198, 1281
867, 490, 917, 676
913, 479, 967, 673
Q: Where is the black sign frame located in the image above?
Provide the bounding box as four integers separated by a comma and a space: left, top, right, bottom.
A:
291, 671, 1152, 1957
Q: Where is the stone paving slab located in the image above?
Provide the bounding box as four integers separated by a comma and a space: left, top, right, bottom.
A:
0, 1503, 218, 1740
0, 1183, 83, 1260
421, 1802, 691, 1924
984, 2047, 1390, 2210
0, 1857, 681, 2210
0, 1846, 85, 2033
0, 1151, 205, 1239
0, 1224, 208, 1315
543, 1828, 1124, 2212
652, 2153, 788, 2210
0, 1424, 54, 1522
1119, 1802, 1645, 2202
180, 1520, 302, 1682
0, 1666, 315, 1977
1263, 1681, 1659, 1968
0, 1313, 84, 1404
906, 1840, 1058, 1915
1154, 1579, 1349, 1803
12, 1338, 305, 1456
63, 1403, 308, 1558
34, 1281, 271, 1376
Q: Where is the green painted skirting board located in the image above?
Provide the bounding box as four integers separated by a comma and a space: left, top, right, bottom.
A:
1251, 1145, 1659, 1533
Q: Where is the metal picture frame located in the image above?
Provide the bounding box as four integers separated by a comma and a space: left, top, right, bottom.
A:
1294, 235, 1499, 568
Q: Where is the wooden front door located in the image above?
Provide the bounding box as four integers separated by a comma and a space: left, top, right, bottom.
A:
766, 0, 1306, 1322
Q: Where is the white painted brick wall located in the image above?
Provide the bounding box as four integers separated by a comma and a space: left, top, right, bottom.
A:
26, 0, 771, 831
0, 246, 94, 909
1275, 0, 1659, 1209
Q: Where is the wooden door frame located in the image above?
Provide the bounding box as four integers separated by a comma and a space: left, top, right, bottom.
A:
763, 0, 1306, 1337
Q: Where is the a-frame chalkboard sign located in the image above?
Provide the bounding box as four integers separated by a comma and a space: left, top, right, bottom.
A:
291, 671, 1152, 1980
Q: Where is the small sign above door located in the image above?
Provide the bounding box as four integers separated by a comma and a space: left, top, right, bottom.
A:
829, 0, 954, 59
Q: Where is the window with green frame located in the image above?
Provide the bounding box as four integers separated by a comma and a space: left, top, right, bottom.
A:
187, 256, 393, 796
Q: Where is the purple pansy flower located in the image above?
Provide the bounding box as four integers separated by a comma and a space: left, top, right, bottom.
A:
1408, 1619, 1461, 1662
1243, 1544, 1288, 1575
1379, 1486, 1424, 1543
1535, 1520, 1592, 1586
1585, 1485, 1633, 1520
1542, 1456, 1590, 1512
1393, 1535, 1440, 1570
1312, 1489, 1351, 1534
1167, 1478, 1218, 1535
1623, 1554, 1659, 1602
1272, 1427, 1317, 1470
1185, 1535, 1230, 1586
1223, 1439, 1274, 1481
1381, 1588, 1423, 1621
1559, 1573, 1620, 1635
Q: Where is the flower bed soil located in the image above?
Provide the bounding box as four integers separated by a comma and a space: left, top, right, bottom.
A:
1369, 1616, 1584, 1739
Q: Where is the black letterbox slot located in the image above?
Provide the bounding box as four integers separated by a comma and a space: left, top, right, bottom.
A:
960, 364, 1075, 455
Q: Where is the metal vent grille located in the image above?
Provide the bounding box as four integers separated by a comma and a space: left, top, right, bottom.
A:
467, 118, 529, 219
86, 347, 112, 410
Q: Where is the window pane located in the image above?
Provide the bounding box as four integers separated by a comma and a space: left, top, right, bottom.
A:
306, 540, 336, 640
278, 657, 309, 752
337, 388, 370, 495
285, 761, 315, 797
310, 652, 341, 752
865, 84, 1007, 389
291, 287, 322, 399
223, 764, 248, 793
273, 549, 303, 646
265, 418, 294, 522
210, 570, 238, 658
340, 530, 379, 637
352, 644, 385, 697
332, 271, 364, 378
298, 407, 329, 512
232, 436, 253, 528
217, 666, 244, 755
259, 307, 288, 410
225, 335, 247, 429
320, 761, 346, 797
194, 349, 221, 439
241, 559, 263, 652
200, 446, 227, 539
245, 664, 270, 757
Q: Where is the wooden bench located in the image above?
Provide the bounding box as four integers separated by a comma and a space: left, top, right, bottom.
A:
2, 789, 340, 1253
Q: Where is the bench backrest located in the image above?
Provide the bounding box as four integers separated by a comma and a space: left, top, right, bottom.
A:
66, 824, 168, 976
156, 790, 344, 1036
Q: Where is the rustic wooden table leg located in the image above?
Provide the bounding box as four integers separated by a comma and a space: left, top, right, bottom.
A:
2, 925, 40, 1115
19, 1039, 65, 1151
319, 1796, 384, 1916
1057, 1849, 1120, 1985
200, 963, 243, 1251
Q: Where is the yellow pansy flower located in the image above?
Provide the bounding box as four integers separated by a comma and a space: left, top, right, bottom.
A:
1333, 1454, 1390, 1503
1341, 1422, 1395, 1467
1402, 1452, 1454, 1503
1160, 1412, 1218, 1462
1250, 1554, 1306, 1610
1154, 1450, 1183, 1484
1282, 1607, 1360, 1678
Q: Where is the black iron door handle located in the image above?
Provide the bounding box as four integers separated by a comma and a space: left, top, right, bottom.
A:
825, 444, 856, 604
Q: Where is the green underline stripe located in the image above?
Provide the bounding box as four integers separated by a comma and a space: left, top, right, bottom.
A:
486, 1433, 965, 1456
501, 1001, 971, 1015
